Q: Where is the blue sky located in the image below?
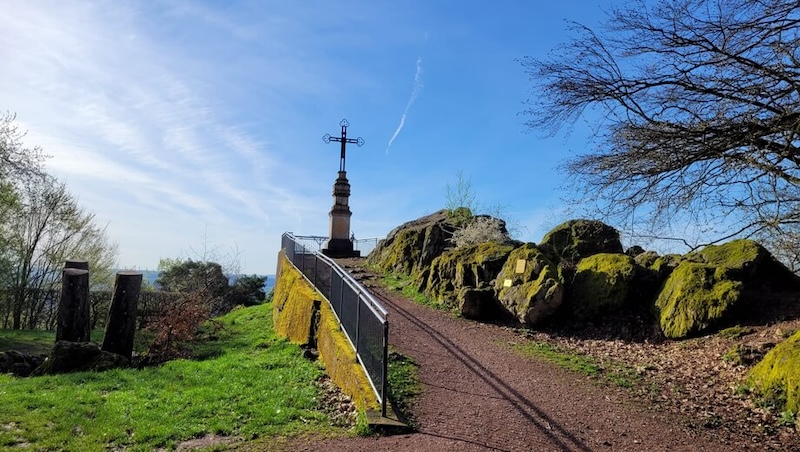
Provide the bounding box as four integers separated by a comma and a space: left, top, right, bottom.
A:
0, 1, 613, 275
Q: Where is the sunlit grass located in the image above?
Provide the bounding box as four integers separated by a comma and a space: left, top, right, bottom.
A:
0, 303, 338, 451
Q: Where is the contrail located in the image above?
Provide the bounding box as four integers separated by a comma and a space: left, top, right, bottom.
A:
387, 57, 423, 154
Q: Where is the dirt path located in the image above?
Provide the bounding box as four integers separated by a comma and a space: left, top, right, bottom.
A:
281, 270, 766, 451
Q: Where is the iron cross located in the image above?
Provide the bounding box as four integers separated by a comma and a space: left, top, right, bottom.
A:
323, 119, 365, 172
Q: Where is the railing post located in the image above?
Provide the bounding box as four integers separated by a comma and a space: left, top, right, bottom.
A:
381, 320, 389, 417
354, 293, 361, 363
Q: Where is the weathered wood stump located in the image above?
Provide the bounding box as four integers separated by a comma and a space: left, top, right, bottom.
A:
101, 271, 143, 360
56, 268, 90, 342
64, 259, 89, 271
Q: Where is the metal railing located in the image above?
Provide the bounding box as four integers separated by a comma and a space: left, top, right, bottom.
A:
281, 232, 389, 416
292, 234, 382, 257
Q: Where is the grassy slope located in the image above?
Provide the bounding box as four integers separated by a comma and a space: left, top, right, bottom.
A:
0, 303, 340, 451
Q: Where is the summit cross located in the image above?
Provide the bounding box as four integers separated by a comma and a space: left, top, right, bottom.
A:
323, 119, 365, 172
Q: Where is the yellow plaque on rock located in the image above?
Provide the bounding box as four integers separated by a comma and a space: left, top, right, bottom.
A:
503, 279, 512, 287
515, 259, 526, 274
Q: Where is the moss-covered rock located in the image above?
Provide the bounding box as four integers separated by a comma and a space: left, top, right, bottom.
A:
367, 210, 456, 277
566, 253, 639, 320
494, 243, 564, 326
656, 262, 743, 339
32, 341, 129, 376
656, 240, 800, 339
424, 241, 515, 317
748, 330, 800, 415
540, 219, 623, 263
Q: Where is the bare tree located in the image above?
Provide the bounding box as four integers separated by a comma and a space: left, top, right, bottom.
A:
522, 0, 800, 248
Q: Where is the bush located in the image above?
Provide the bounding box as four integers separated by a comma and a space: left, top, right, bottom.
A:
450, 216, 511, 248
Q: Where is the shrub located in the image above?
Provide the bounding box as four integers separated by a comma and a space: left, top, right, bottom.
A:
450, 216, 511, 248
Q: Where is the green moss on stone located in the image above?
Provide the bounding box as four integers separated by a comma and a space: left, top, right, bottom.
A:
540, 219, 623, 263
426, 241, 514, 307
656, 262, 742, 339
494, 243, 564, 326
568, 253, 637, 320
748, 330, 800, 414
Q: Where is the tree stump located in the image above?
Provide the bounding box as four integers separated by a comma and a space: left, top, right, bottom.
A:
64, 259, 89, 271
56, 268, 90, 342
101, 272, 143, 360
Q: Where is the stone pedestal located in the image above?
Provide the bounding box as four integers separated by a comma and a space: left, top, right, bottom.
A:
323, 171, 360, 258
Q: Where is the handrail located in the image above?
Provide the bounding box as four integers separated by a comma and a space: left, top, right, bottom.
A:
281, 232, 389, 416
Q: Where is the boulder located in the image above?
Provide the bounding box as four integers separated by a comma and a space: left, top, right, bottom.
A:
0, 350, 46, 377
540, 219, 623, 263
424, 241, 515, 318
458, 287, 502, 320
367, 210, 457, 277
747, 330, 800, 415
566, 253, 639, 321
656, 240, 800, 338
494, 243, 564, 326
31, 341, 129, 376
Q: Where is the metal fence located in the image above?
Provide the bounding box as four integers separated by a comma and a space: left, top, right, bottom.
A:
281, 232, 389, 416
292, 234, 382, 257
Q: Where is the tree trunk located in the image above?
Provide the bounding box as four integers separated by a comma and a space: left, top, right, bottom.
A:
56, 268, 90, 342
101, 272, 142, 360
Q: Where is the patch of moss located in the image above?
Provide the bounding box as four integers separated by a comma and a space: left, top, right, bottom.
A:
540, 219, 622, 263
655, 262, 742, 339
494, 243, 564, 326
691, 239, 764, 269
568, 253, 637, 320
718, 325, 755, 339
748, 330, 800, 414
425, 241, 514, 306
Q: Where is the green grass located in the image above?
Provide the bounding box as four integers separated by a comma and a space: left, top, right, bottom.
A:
378, 272, 455, 313
386, 350, 421, 428
0, 303, 340, 451
511, 341, 641, 389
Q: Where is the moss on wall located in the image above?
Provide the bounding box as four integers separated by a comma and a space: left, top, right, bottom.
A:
748, 330, 800, 415
273, 252, 380, 411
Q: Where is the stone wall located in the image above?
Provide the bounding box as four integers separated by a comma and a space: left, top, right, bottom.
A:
272, 252, 379, 411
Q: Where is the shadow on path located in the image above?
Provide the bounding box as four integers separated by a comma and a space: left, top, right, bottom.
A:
374, 290, 593, 452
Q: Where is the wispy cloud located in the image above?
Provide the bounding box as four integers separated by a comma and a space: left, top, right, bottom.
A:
386, 57, 423, 154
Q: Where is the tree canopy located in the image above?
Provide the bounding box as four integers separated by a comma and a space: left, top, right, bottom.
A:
522, 0, 800, 248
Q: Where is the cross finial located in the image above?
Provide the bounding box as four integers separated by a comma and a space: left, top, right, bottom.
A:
322, 118, 364, 172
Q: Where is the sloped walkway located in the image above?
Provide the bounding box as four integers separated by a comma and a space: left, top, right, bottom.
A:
283, 264, 760, 452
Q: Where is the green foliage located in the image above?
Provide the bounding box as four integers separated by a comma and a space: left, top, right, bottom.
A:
0, 303, 340, 450
444, 170, 477, 213
227, 274, 267, 307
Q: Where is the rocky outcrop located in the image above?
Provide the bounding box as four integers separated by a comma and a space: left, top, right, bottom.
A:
566, 253, 640, 321
656, 240, 800, 339
31, 341, 129, 376
540, 219, 623, 263
747, 330, 800, 417
423, 241, 515, 319
367, 210, 457, 277
494, 243, 564, 326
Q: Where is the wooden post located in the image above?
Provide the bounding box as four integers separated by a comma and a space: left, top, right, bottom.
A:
56, 268, 90, 342
64, 259, 89, 271
101, 272, 142, 360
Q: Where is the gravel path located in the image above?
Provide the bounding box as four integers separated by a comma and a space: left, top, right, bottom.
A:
282, 269, 759, 451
